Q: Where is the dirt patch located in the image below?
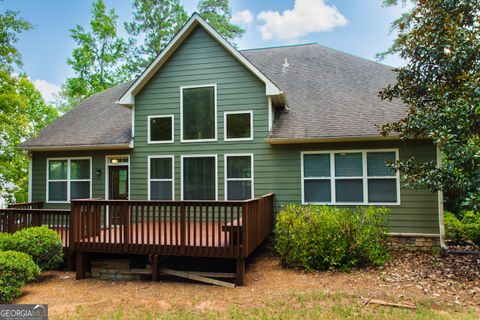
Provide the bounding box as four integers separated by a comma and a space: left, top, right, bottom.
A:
15, 251, 480, 319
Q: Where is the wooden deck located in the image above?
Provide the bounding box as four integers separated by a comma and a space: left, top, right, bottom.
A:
0, 194, 274, 285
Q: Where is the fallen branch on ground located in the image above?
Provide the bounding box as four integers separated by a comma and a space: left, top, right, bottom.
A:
361, 297, 416, 309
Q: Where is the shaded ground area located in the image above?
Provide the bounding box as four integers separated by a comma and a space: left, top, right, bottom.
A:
16, 250, 480, 319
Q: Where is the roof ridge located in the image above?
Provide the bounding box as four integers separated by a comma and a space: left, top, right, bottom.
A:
241, 42, 318, 52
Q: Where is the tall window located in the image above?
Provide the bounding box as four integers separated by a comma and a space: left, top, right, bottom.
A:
224, 111, 253, 141
182, 156, 217, 200
225, 154, 253, 200
47, 158, 91, 202
302, 150, 399, 205
148, 115, 174, 143
181, 85, 216, 142
148, 156, 174, 200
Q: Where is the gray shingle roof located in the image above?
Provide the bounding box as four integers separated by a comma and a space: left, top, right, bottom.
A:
21, 43, 405, 149
242, 43, 406, 140
20, 81, 133, 149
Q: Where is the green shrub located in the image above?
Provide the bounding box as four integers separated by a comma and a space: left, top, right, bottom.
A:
10, 226, 63, 269
444, 211, 466, 242
0, 251, 40, 303
0, 233, 14, 251
275, 205, 390, 271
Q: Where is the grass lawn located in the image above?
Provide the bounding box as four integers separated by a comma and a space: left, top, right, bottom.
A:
16, 251, 480, 320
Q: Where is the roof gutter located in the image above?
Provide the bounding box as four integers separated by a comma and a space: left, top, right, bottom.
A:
266, 135, 401, 144
17, 143, 132, 152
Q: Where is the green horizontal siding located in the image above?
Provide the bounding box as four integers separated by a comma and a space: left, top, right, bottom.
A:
29, 25, 440, 235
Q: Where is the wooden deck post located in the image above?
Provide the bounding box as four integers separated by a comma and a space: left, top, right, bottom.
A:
75, 252, 87, 280
152, 255, 160, 282
236, 258, 245, 286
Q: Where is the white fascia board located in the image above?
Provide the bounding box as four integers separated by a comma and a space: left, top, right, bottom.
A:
117, 13, 283, 107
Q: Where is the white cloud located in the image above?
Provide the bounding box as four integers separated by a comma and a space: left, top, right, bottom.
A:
32, 79, 61, 103
232, 10, 254, 24
257, 0, 348, 41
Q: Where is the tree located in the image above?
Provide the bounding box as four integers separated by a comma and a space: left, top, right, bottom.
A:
60, 0, 129, 109
125, 0, 188, 75
0, 70, 58, 203
379, 0, 480, 211
198, 0, 244, 44
0, 8, 32, 70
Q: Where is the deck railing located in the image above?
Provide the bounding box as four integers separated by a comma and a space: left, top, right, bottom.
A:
0, 207, 71, 247
7, 201, 44, 209
70, 193, 274, 258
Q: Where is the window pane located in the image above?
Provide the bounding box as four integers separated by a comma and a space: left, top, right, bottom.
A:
151, 181, 173, 200
226, 113, 251, 139
183, 157, 215, 200
48, 181, 67, 201
150, 117, 172, 141
227, 181, 252, 200
49, 160, 67, 180
335, 179, 363, 202
304, 180, 331, 202
335, 153, 362, 177
150, 158, 172, 179
367, 152, 396, 176
71, 181, 90, 199
227, 156, 251, 178
183, 87, 215, 140
368, 179, 397, 202
304, 154, 330, 177
70, 159, 90, 180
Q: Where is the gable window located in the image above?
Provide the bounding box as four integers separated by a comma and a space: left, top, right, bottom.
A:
302, 150, 399, 205
224, 111, 253, 141
148, 115, 174, 143
181, 85, 217, 142
225, 154, 253, 200
47, 158, 91, 203
182, 155, 217, 200
148, 156, 174, 200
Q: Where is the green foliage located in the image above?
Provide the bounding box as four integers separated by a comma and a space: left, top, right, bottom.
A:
0, 250, 40, 303
59, 0, 130, 110
275, 205, 390, 271
0, 9, 32, 70
10, 226, 63, 269
444, 211, 480, 244
379, 0, 480, 211
198, 0, 244, 44
125, 0, 188, 75
0, 232, 13, 251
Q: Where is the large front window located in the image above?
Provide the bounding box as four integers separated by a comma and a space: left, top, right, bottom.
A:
181, 85, 216, 142
182, 156, 217, 200
47, 158, 91, 202
302, 150, 399, 205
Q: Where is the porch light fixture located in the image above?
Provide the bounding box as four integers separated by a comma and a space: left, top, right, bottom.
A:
111, 159, 119, 164
95, 169, 101, 177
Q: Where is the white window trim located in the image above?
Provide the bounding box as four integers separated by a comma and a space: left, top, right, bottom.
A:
224, 154, 254, 200
147, 155, 175, 201
105, 155, 130, 200
180, 84, 217, 143
224, 110, 254, 142
147, 114, 174, 144
46, 157, 92, 204
301, 149, 400, 206
180, 154, 218, 200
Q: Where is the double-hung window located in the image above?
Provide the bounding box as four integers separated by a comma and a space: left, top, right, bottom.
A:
181, 85, 217, 142
148, 115, 174, 143
47, 158, 91, 202
225, 154, 253, 200
148, 156, 174, 200
302, 150, 399, 205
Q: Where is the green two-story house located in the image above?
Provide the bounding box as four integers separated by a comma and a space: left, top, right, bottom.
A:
19, 14, 444, 248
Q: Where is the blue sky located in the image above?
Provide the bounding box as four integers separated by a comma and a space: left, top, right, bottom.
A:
2, 0, 407, 102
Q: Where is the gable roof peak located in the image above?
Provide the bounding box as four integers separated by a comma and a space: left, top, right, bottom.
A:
117, 12, 285, 107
